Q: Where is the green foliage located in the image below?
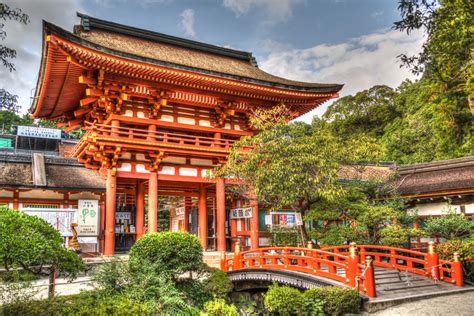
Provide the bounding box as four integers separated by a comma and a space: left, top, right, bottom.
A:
203, 267, 233, 299
264, 283, 305, 315
203, 298, 239, 316
423, 210, 474, 239
129, 232, 203, 278
0, 207, 84, 278
303, 296, 325, 316
0, 271, 39, 308
176, 278, 213, 308
435, 237, 474, 261
379, 225, 422, 247
0, 291, 152, 316
303, 287, 360, 316
91, 257, 129, 295
269, 225, 302, 246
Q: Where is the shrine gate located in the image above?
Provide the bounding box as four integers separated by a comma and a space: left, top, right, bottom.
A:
31, 14, 341, 255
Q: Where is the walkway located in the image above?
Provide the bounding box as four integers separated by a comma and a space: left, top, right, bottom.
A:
370, 291, 474, 316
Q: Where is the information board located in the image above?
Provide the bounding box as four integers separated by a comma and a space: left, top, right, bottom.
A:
230, 207, 253, 219
17, 125, 61, 139
23, 209, 76, 237
77, 200, 99, 236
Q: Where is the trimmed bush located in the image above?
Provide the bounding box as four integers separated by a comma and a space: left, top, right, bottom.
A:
203, 298, 239, 316
129, 232, 203, 277
303, 287, 360, 315
203, 267, 233, 298
264, 283, 304, 315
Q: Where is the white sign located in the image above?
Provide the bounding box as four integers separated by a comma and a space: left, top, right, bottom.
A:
77, 200, 99, 236
17, 126, 61, 139
230, 207, 253, 219
175, 207, 185, 216
116, 212, 131, 221
295, 213, 303, 226
23, 208, 76, 237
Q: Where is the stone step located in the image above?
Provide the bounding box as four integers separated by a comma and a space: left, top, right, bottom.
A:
376, 277, 426, 285
381, 282, 440, 292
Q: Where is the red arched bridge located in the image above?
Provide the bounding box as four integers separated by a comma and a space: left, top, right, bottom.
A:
220, 242, 465, 299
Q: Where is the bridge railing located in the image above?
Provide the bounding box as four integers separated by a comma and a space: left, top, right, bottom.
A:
220, 242, 377, 297
221, 241, 464, 298
322, 242, 463, 286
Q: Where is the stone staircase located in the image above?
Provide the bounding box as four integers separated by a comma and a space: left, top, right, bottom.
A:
365, 267, 474, 312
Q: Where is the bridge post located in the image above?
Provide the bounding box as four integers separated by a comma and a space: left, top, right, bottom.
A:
220, 252, 227, 272
233, 241, 242, 270
427, 241, 440, 280
347, 242, 359, 288
452, 252, 464, 286
364, 256, 376, 298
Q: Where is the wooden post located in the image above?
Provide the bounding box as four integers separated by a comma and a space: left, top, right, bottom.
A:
99, 197, 105, 253
12, 189, 19, 210
104, 168, 116, 256
452, 252, 464, 286
183, 196, 191, 232
220, 251, 227, 271
148, 172, 158, 233
427, 241, 440, 280
198, 183, 207, 250
364, 256, 376, 298
233, 241, 242, 270
216, 177, 226, 252
347, 242, 359, 287
250, 193, 259, 250
307, 240, 313, 249
135, 180, 145, 239
230, 200, 237, 251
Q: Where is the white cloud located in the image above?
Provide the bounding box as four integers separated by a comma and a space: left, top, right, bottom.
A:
180, 9, 196, 37
92, 0, 173, 8
258, 29, 425, 122
222, 0, 298, 24
1, 0, 85, 113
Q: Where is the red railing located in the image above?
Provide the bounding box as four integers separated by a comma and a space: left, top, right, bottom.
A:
83, 122, 237, 150
221, 242, 464, 298
221, 243, 376, 297
322, 243, 463, 286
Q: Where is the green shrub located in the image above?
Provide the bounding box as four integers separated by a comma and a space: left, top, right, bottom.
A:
303, 287, 360, 315
176, 279, 213, 308
0, 291, 152, 316
129, 232, 203, 278
203, 267, 233, 298
203, 298, 239, 316
424, 210, 474, 240
92, 257, 130, 295
270, 226, 301, 246
264, 283, 304, 315
0, 206, 84, 279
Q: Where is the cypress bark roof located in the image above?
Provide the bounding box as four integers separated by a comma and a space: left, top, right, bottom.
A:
393, 156, 474, 197
0, 153, 105, 191
73, 13, 342, 93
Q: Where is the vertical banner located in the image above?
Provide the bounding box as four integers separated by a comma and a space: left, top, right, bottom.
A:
77, 200, 99, 236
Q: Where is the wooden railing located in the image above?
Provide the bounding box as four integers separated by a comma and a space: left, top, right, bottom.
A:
221, 242, 464, 298
322, 242, 464, 286
83, 122, 237, 150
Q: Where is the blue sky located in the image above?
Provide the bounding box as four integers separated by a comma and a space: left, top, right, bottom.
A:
2, 0, 423, 122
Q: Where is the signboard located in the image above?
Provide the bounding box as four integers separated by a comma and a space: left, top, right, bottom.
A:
23, 209, 76, 237
230, 207, 253, 219
295, 213, 303, 226
77, 200, 99, 236
175, 207, 185, 216
17, 125, 61, 139
116, 212, 131, 221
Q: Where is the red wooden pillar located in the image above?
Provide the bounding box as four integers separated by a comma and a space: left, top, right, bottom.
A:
12, 189, 19, 210
135, 180, 145, 239
427, 241, 440, 280
99, 197, 105, 253
148, 172, 158, 233
198, 183, 207, 250
183, 196, 191, 232
453, 252, 464, 286
364, 256, 376, 298
216, 178, 226, 252
249, 193, 259, 250
104, 168, 116, 256
230, 200, 237, 251
347, 242, 360, 287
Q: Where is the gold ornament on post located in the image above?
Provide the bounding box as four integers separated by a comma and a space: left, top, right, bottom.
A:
68, 223, 81, 252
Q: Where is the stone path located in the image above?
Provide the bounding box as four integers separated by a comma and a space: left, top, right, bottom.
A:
370, 291, 474, 316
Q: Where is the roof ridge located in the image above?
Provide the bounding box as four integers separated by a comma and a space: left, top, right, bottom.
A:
76, 12, 255, 64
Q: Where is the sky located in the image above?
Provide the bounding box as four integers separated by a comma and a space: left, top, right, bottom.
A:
1, 0, 424, 122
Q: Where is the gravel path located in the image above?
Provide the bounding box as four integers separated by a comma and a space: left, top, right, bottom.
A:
371, 292, 474, 316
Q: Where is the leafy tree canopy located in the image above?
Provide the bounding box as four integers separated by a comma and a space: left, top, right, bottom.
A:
0, 207, 84, 279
